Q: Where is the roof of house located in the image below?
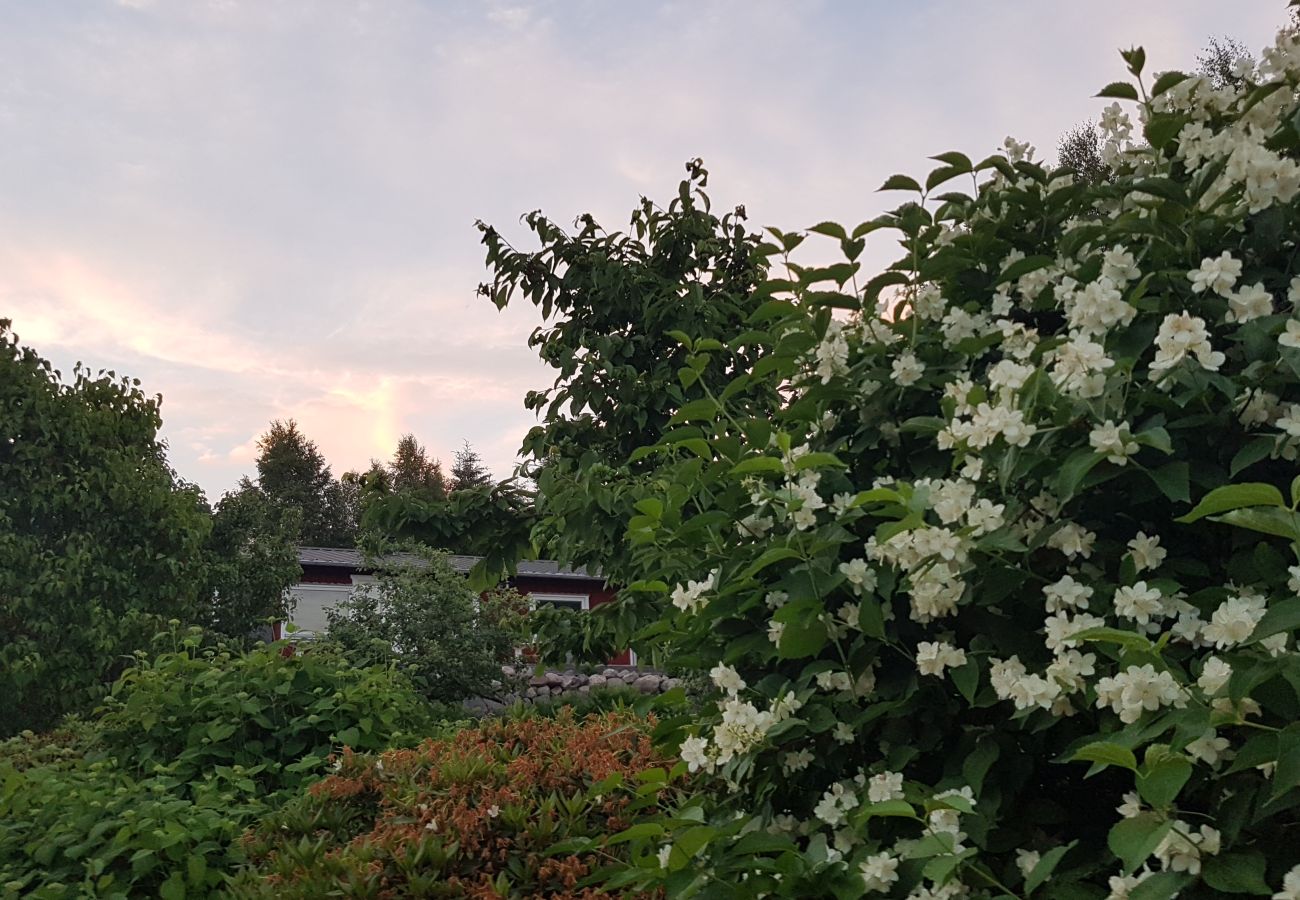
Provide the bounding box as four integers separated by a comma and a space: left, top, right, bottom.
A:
296, 547, 601, 581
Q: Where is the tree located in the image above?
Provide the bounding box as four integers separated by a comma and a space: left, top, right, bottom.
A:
1056, 119, 1112, 184
1196, 34, 1252, 89
199, 481, 301, 641
324, 543, 516, 705
254, 419, 355, 546
450, 440, 492, 491
387, 433, 447, 499
0, 320, 213, 734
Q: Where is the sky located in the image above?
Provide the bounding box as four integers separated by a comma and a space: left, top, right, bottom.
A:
0, 0, 1287, 500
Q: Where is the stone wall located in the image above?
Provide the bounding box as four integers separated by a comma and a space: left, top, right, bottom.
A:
464, 665, 678, 715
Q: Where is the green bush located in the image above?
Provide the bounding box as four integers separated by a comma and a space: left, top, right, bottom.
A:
325, 544, 517, 705
96, 631, 444, 795
0, 757, 258, 899
483, 27, 1300, 900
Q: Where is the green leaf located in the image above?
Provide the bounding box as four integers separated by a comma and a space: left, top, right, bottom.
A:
1151, 70, 1190, 97
878, 174, 922, 193
1250, 597, 1300, 644
926, 165, 966, 192
730, 456, 785, 476
857, 599, 886, 640
929, 151, 973, 172
1136, 756, 1191, 809
1201, 851, 1272, 894
604, 822, 664, 845
671, 398, 720, 424
996, 254, 1054, 285
1176, 483, 1285, 523
1129, 872, 1192, 900
778, 616, 828, 659
1271, 722, 1300, 801
1024, 842, 1074, 894
1211, 507, 1300, 541
862, 271, 910, 305
1147, 462, 1190, 504
1121, 46, 1146, 77
1073, 741, 1137, 771
950, 657, 979, 704
1056, 449, 1103, 503
741, 547, 801, 580
1072, 627, 1154, 651
859, 799, 916, 819
1134, 426, 1172, 454
336, 727, 361, 747
1230, 437, 1274, 477
1108, 813, 1172, 874
1145, 112, 1190, 150
1097, 81, 1140, 101
1291, 473, 1300, 508
808, 221, 847, 240
792, 452, 847, 470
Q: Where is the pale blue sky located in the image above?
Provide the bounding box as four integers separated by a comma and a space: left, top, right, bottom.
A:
0, 0, 1285, 498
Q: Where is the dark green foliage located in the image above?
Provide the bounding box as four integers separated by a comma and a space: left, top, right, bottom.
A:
360, 479, 536, 587
200, 483, 301, 641
0, 320, 213, 735
95, 632, 441, 793
1056, 120, 1113, 185
450, 439, 493, 491
253, 419, 357, 546
474, 159, 782, 592
324, 544, 517, 704
387, 432, 447, 498
0, 638, 449, 898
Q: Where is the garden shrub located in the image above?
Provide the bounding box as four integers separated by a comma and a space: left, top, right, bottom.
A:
482, 26, 1300, 900
326, 544, 518, 705
0, 755, 260, 899
227, 710, 680, 899
96, 630, 446, 796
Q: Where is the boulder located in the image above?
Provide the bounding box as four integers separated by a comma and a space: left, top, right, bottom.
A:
633, 674, 661, 694
588, 674, 607, 688
528, 674, 550, 687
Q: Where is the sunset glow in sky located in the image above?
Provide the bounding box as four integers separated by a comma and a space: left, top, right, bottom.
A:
1, 0, 1285, 499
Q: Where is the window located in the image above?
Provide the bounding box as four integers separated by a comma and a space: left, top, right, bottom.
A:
529, 592, 590, 613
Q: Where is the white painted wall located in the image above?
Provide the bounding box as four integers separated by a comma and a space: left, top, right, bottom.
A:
286, 583, 353, 636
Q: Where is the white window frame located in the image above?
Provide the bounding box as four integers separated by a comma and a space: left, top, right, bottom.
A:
528, 592, 590, 612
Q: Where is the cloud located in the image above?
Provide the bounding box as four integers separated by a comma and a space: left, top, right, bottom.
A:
0, 0, 1287, 499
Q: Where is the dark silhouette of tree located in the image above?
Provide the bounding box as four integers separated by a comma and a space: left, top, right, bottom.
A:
388, 433, 447, 498
1056, 120, 1112, 185
451, 440, 493, 492
254, 419, 355, 545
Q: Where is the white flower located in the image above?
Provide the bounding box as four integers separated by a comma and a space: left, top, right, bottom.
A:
1227, 282, 1273, 323
966, 499, 1005, 534
767, 620, 785, 645
1095, 664, 1186, 724
1281, 319, 1300, 349
1202, 593, 1267, 648
1114, 582, 1164, 625
1186, 729, 1232, 766
891, 352, 926, 386
1188, 250, 1242, 296
680, 735, 711, 773
1127, 533, 1166, 573
1117, 791, 1142, 818
1274, 863, 1300, 900
1102, 245, 1140, 283
783, 749, 814, 773
1043, 574, 1094, 612
867, 771, 905, 802
1016, 849, 1042, 879
916, 641, 967, 677
657, 844, 673, 868
1154, 822, 1220, 875
1107, 870, 1154, 899
813, 782, 860, 827
839, 558, 877, 593
1089, 420, 1139, 465
1150, 312, 1225, 375
1047, 522, 1097, 559
816, 670, 853, 693
1197, 657, 1232, 695
859, 852, 900, 892
710, 664, 746, 696
1049, 334, 1114, 398
671, 578, 712, 613
832, 721, 855, 744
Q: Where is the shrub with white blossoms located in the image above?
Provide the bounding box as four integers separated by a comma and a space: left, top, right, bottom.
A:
486, 23, 1300, 900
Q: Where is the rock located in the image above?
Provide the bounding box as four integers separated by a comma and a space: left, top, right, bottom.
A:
588, 674, 607, 688
620, 670, 638, 684
578, 685, 590, 694
602, 668, 620, 679
528, 674, 549, 687
524, 687, 537, 699
560, 674, 579, 690
501, 665, 517, 678
663, 677, 679, 690
633, 674, 661, 694
535, 686, 551, 697
545, 672, 564, 687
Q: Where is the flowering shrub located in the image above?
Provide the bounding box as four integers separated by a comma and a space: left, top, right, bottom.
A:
228, 710, 680, 898
484, 25, 1300, 900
